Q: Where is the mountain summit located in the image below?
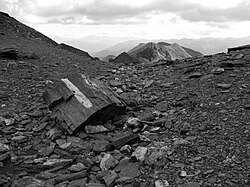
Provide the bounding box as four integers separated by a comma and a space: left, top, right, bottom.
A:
127, 42, 202, 63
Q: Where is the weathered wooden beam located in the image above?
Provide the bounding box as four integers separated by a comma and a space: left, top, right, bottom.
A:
43, 73, 126, 134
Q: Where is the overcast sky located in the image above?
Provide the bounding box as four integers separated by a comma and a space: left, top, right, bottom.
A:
1, 0, 250, 41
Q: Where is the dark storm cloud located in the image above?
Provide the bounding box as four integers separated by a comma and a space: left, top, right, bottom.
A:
2, 0, 250, 24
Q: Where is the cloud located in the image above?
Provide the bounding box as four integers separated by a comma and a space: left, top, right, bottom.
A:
1, 0, 250, 24
180, 1, 250, 22
0, 1, 9, 11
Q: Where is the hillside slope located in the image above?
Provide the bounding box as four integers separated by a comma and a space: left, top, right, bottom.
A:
0, 11, 112, 113
0, 11, 250, 187
60, 43, 95, 60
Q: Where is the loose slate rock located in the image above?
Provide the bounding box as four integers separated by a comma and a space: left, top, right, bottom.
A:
212, 67, 224, 74
85, 183, 106, 187
109, 80, 123, 87
92, 140, 109, 153
43, 158, 73, 167
100, 153, 119, 170
188, 72, 202, 78
85, 125, 109, 134
179, 182, 200, 187
244, 104, 250, 110
67, 178, 87, 187
217, 83, 232, 89
0, 142, 10, 152
155, 101, 169, 112
0, 46, 18, 59
39, 144, 55, 156
131, 146, 148, 162
68, 163, 87, 172
0, 152, 10, 161
11, 176, 45, 187
115, 177, 135, 185
103, 170, 118, 187
119, 162, 140, 178
155, 180, 170, 187
109, 133, 140, 150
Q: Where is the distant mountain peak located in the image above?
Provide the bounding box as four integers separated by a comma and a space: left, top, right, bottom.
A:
112, 52, 137, 64
127, 41, 201, 63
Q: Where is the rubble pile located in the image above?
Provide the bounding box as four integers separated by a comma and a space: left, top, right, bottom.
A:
0, 12, 250, 187
0, 46, 250, 187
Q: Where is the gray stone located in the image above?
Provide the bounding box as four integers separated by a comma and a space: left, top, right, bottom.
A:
145, 150, 163, 166
39, 144, 55, 156
120, 145, 132, 155
188, 72, 202, 78
212, 67, 224, 74
85, 125, 109, 134
115, 177, 135, 185
33, 122, 48, 132
155, 101, 169, 112
92, 140, 109, 153
49, 171, 87, 185
217, 83, 232, 89
119, 162, 140, 178
100, 153, 118, 170
43, 158, 73, 166
11, 135, 27, 141
103, 170, 118, 187
131, 146, 147, 162
155, 180, 169, 187
11, 176, 45, 187
85, 183, 106, 187
0, 142, 10, 152
55, 181, 69, 187
178, 182, 200, 187
68, 178, 88, 187
109, 80, 123, 87
68, 163, 87, 172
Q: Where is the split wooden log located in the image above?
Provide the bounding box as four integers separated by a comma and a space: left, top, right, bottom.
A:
43, 73, 126, 134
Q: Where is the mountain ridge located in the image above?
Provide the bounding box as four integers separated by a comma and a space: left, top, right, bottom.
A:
126, 42, 202, 63
93, 37, 250, 58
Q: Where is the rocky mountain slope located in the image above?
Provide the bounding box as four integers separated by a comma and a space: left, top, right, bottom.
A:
60, 43, 96, 60
127, 42, 202, 63
0, 11, 250, 187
